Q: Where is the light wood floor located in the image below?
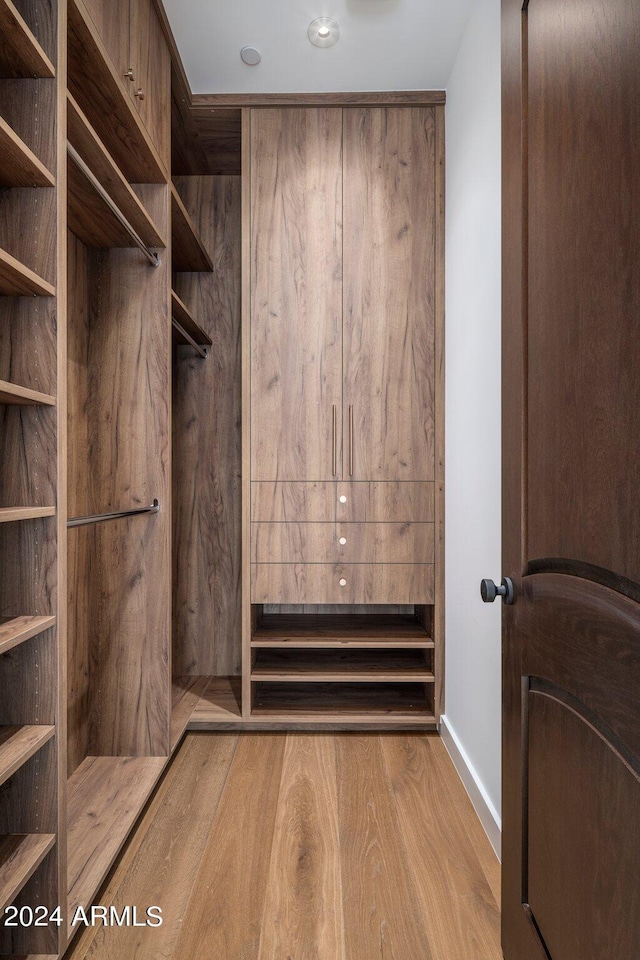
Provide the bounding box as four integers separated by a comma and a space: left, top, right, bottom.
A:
66, 733, 502, 960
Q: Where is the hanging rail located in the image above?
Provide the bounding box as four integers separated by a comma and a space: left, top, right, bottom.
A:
67, 500, 160, 529
171, 316, 209, 359
67, 143, 160, 268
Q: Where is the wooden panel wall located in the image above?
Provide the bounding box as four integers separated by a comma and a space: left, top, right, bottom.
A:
173, 175, 242, 676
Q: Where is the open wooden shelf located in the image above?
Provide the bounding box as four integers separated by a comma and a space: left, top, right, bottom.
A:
67, 0, 166, 184
171, 183, 213, 272
190, 677, 242, 727
0, 506, 55, 524
170, 676, 210, 751
67, 94, 166, 249
0, 725, 55, 788
251, 648, 434, 683
0, 247, 55, 297
171, 290, 212, 347
0, 114, 55, 188
0, 379, 55, 406
67, 755, 166, 926
0, 0, 55, 78
252, 681, 435, 721
252, 613, 434, 648
0, 833, 56, 913
0, 616, 56, 657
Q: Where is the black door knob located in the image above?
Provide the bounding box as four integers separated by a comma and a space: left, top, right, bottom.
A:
480, 577, 515, 605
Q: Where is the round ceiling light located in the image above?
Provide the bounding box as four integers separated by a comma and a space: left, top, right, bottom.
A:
308, 18, 340, 48
240, 46, 262, 66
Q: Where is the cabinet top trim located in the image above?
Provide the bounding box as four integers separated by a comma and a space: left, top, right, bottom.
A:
191, 91, 446, 109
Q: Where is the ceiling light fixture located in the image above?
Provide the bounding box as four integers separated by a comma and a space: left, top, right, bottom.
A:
308, 18, 340, 48
240, 46, 262, 66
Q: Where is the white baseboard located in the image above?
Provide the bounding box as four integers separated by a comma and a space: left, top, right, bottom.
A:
440, 715, 502, 860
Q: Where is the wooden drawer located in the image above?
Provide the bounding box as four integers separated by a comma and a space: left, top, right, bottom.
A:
251, 522, 434, 564
336, 482, 434, 521
251, 482, 336, 522
251, 563, 434, 604
251, 481, 434, 522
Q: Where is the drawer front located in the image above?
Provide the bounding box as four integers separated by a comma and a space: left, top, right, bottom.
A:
251, 482, 336, 522
252, 481, 434, 522
336, 482, 434, 522
251, 522, 434, 564
251, 563, 434, 604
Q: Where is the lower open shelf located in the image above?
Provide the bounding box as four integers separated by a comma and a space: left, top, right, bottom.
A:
0, 833, 55, 913
66, 755, 165, 927
252, 613, 434, 648
251, 648, 434, 682
252, 681, 434, 720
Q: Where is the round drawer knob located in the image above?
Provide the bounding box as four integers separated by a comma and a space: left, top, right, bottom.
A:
339, 577, 347, 587
339, 537, 347, 545
339, 495, 347, 504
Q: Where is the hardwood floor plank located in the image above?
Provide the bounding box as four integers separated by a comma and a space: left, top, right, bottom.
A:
380, 735, 502, 959
335, 734, 435, 960
257, 735, 345, 960
65, 734, 239, 960
172, 734, 286, 960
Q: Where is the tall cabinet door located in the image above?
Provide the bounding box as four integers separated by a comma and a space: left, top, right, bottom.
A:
343, 107, 436, 481
251, 108, 343, 481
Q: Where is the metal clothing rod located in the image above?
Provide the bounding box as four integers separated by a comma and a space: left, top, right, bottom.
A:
172, 317, 209, 359
67, 143, 160, 268
67, 499, 160, 529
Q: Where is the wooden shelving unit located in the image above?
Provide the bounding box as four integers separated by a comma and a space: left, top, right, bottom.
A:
189, 678, 243, 727
0, 0, 55, 78
252, 682, 435, 720
171, 676, 210, 751
0, 833, 56, 914
67, 93, 165, 249
251, 649, 435, 683
171, 289, 212, 348
252, 613, 434, 648
0, 615, 56, 656
67, 0, 166, 184
171, 183, 213, 272
0, 247, 55, 297
66, 756, 166, 926
0, 379, 55, 405
0, 506, 56, 524
0, 114, 55, 187
0, 725, 55, 787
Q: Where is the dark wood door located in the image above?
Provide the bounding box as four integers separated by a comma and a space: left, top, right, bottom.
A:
502, 1, 640, 958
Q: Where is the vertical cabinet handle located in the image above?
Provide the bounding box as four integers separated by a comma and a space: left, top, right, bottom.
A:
332, 404, 337, 477
349, 405, 354, 477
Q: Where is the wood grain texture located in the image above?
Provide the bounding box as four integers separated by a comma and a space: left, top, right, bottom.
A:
241, 108, 251, 717
67, 0, 166, 183
64, 733, 239, 960
0, 0, 55, 77
380, 735, 501, 959
0, 76, 56, 180
0, 246, 54, 296
250, 108, 343, 482
170, 182, 213, 271
257, 735, 345, 960
343, 107, 435, 481
251, 563, 434, 605
251, 522, 434, 564
194, 91, 446, 108
0, 506, 55, 522
335, 735, 435, 960
67, 92, 166, 248
433, 102, 445, 722
252, 648, 434, 682
129, 0, 171, 167
67, 756, 166, 922
0, 112, 55, 186
170, 289, 211, 346
253, 684, 434, 722
252, 613, 433, 648
252, 481, 435, 522
0, 833, 55, 913
171, 735, 286, 960
64, 731, 500, 960
0, 379, 54, 404
0, 724, 55, 786
172, 177, 242, 677
0, 615, 55, 656
170, 676, 209, 751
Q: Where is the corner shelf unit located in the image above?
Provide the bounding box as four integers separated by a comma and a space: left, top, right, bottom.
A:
171, 182, 214, 272
0, 0, 55, 78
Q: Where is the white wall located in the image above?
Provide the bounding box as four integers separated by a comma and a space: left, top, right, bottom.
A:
442, 0, 503, 855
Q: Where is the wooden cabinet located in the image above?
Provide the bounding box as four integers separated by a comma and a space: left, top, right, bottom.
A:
245, 104, 444, 722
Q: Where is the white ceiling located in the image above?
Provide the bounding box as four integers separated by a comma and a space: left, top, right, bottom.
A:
163, 0, 474, 95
